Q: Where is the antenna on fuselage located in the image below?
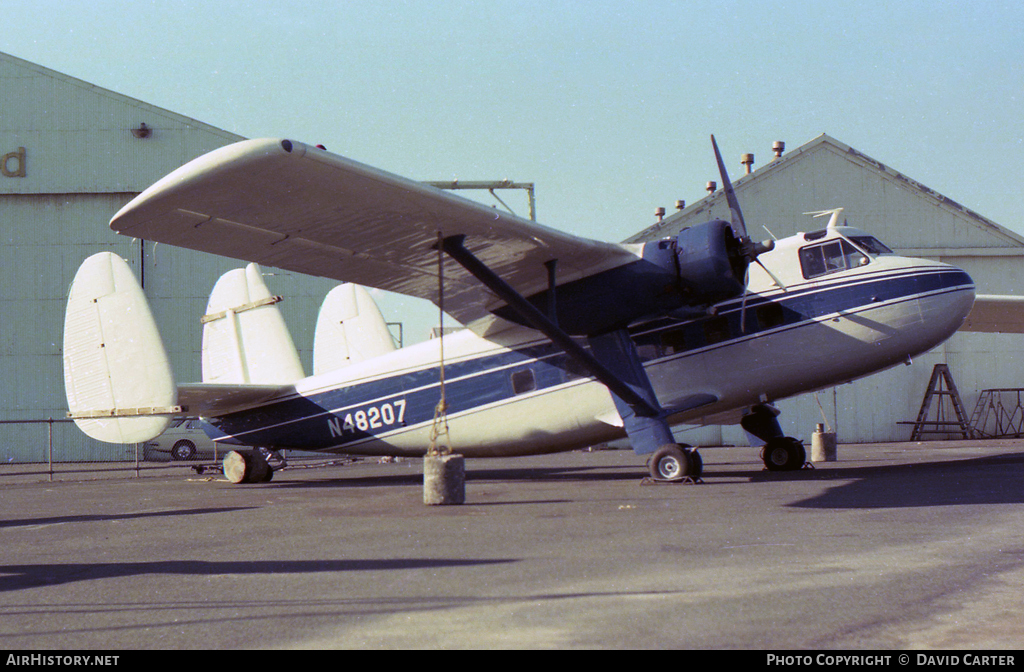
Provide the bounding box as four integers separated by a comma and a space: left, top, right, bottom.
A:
805, 208, 846, 230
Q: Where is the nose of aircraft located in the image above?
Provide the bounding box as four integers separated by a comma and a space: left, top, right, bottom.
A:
923, 261, 976, 341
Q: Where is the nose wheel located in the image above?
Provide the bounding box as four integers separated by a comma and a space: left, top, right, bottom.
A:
761, 437, 807, 471
648, 444, 703, 483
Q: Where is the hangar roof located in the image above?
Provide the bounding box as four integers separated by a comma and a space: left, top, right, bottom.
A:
0, 50, 243, 195
628, 134, 1024, 257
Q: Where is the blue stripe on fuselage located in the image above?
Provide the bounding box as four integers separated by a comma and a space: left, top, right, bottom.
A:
207, 267, 972, 450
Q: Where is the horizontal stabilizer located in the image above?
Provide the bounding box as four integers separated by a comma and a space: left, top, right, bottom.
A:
63, 253, 177, 443
314, 284, 396, 374
202, 264, 305, 384
177, 382, 293, 417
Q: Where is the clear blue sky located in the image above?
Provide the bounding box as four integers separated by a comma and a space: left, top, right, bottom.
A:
4, 0, 1023, 337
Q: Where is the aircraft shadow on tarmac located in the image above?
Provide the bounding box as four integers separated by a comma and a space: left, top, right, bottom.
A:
265, 451, 1024, 511
760, 452, 1024, 509
272, 462, 639, 490
0, 558, 516, 593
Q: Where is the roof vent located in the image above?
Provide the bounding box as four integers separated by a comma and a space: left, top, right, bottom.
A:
741, 153, 754, 174
772, 141, 785, 159
706, 181, 717, 194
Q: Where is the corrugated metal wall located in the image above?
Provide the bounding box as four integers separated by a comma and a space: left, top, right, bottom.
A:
1, 52, 241, 194
0, 52, 339, 462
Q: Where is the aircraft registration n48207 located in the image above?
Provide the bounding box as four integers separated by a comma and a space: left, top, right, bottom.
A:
62, 136, 1005, 483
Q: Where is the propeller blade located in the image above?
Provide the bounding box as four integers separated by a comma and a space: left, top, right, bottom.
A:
711, 134, 748, 240
740, 266, 750, 333
755, 257, 787, 291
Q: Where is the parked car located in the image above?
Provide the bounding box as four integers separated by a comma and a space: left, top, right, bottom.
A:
142, 418, 219, 461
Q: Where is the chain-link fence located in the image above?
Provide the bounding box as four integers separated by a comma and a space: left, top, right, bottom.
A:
0, 418, 225, 483
0, 418, 351, 484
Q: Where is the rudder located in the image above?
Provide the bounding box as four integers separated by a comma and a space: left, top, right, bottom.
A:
63, 252, 177, 443
314, 284, 396, 374
202, 264, 305, 384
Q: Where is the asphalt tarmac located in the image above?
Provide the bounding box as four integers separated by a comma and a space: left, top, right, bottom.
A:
2, 440, 1024, 650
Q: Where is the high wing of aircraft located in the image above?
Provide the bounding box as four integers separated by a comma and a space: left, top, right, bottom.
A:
108, 138, 644, 336
62, 136, 1014, 484
961, 295, 1024, 333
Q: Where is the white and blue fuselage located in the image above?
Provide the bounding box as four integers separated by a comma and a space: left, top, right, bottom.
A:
203, 226, 976, 457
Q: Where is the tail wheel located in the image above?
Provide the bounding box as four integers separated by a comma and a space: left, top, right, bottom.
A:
762, 437, 806, 471
649, 444, 702, 482
223, 450, 272, 484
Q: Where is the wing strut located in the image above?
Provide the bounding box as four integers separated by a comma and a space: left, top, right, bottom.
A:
441, 236, 720, 454
586, 329, 676, 452
440, 235, 661, 419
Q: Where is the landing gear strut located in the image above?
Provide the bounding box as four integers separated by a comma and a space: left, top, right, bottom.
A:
648, 444, 703, 482
742, 404, 808, 472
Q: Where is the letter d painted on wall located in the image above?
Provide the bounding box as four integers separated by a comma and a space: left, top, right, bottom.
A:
2, 147, 26, 177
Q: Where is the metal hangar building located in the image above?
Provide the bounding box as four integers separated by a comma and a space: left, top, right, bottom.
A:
629, 135, 1024, 445
0, 51, 337, 461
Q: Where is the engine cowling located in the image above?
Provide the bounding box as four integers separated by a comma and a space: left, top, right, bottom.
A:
494, 219, 750, 335
673, 219, 748, 304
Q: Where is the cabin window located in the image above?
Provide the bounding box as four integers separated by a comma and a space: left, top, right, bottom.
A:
661, 328, 687, 355
511, 369, 537, 395
798, 239, 868, 279
703, 316, 730, 345
635, 343, 660, 361
756, 303, 785, 330
561, 356, 587, 381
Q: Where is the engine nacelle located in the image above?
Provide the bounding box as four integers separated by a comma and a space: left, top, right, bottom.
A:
494, 219, 749, 336
673, 219, 747, 304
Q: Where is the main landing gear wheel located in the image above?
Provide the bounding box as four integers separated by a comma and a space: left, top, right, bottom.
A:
649, 444, 703, 483
761, 437, 807, 472
223, 450, 274, 484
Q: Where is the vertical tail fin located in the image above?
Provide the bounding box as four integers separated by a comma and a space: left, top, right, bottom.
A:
202, 264, 305, 384
63, 252, 177, 443
313, 284, 396, 375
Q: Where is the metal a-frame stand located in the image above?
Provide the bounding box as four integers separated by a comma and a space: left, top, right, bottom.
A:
906, 364, 970, 440
967, 389, 1024, 439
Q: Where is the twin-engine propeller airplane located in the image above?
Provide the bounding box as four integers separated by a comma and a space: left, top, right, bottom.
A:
62, 135, 1009, 484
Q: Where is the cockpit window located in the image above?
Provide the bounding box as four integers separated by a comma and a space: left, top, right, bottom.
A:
799, 239, 869, 279
847, 235, 894, 255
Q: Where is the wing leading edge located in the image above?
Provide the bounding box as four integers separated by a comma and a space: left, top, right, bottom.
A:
960, 295, 1024, 334
111, 138, 640, 334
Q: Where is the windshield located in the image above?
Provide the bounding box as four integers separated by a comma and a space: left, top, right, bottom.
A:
799, 239, 869, 279
847, 235, 894, 255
